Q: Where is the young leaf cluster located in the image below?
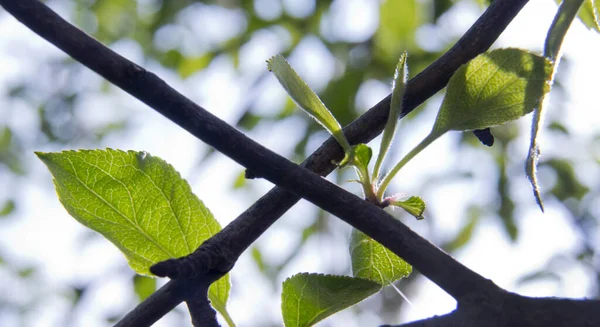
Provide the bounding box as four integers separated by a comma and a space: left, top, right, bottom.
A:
269, 47, 552, 326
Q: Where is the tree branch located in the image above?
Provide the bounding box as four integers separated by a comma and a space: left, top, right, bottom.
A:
0, 0, 532, 326
186, 294, 220, 327
114, 273, 223, 327
384, 293, 600, 327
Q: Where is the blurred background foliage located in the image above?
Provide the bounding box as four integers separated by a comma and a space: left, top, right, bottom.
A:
0, 0, 599, 326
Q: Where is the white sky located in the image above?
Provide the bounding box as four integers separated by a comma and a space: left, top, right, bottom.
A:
0, 1, 599, 326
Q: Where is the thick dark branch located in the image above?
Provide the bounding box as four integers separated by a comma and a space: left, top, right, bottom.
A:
385, 293, 600, 327
0, 0, 528, 325
115, 273, 223, 327
186, 290, 220, 327
187, 297, 219, 327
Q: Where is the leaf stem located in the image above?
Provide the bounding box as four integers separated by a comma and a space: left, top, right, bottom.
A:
220, 309, 236, 327
356, 166, 377, 204
376, 131, 442, 201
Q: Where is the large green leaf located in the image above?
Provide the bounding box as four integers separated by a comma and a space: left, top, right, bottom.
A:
281, 273, 380, 327
432, 48, 552, 135
349, 229, 412, 285
36, 149, 232, 322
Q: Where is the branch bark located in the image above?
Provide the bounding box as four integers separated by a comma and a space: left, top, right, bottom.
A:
186, 292, 220, 327
386, 293, 600, 327
115, 273, 222, 327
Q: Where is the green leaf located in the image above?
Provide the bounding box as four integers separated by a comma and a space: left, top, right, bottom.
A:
544, 159, 589, 201
178, 53, 213, 79
576, 0, 600, 32
389, 196, 426, 220
432, 48, 552, 135
337, 144, 371, 171
0, 200, 15, 217
319, 69, 365, 127
373, 52, 408, 180
381, 49, 552, 203
281, 273, 380, 327
232, 170, 247, 189
89, 0, 136, 42
528, 1, 582, 212
251, 246, 267, 273
353, 144, 372, 170
35, 149, 231, 321
349, 229, 412, 285
267, 55, 351, 151
548, 121, 569, 135
337, 144, 377, 202
18, 266, 36, 278
133, 275, 157, 301
375, 0, 421, 62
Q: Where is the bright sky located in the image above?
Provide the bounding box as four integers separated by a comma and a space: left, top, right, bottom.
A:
0, 1, 599, 326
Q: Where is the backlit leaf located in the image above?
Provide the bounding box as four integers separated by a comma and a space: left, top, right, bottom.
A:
576, 0, 599, 32
353, 144, 372, 171
36, 149, 231, 321
349, 229, 412, 285
374, 53, 408, 180
389, 196, 426, 220
133, 275, 156, 301
432, 48, 552, 135
267, 55, 350, 151
281, 273, 380, 327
